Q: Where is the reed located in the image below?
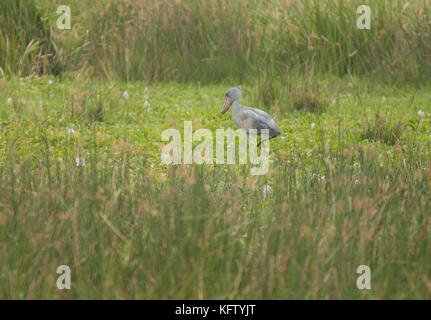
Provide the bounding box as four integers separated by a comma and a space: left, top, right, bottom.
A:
2, 0, 431, 84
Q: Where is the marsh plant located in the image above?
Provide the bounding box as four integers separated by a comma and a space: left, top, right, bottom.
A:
0, 78, 431, 299
2, 0, 431, 84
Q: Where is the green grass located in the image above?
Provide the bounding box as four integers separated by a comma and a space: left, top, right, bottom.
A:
1, 76, 431, 299
0, 0, 58, 76
2, 0, 431, 83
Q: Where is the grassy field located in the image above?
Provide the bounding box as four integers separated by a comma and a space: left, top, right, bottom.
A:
1, 76, 431, 299
1, 0, 431, 300
2, 0, 431, 84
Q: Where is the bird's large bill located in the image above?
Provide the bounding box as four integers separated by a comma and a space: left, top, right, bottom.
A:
221, 97, 231, 114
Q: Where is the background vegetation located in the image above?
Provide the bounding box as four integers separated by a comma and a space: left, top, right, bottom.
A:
2, 0, 431, 83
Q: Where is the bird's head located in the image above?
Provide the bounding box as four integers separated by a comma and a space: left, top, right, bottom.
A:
221, 86, 242, 114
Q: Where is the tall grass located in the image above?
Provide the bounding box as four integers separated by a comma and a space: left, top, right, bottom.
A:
80, 0, 431, 83
2, 0, 431, 84
1, 131, 431, 299
359, 112, 406, 145
0, 0, 59, 76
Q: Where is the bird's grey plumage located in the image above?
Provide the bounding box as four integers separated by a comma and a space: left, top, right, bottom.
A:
238, 107, 282, 138
220, 86, 282, 145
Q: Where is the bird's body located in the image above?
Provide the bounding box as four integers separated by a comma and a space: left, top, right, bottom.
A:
221, 86, 282, 145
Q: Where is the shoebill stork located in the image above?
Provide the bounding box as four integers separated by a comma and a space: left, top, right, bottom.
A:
220, 86, 282, 146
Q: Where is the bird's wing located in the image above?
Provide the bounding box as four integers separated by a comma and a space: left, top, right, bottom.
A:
243, 106, 272, 119
241, 107, 282, 136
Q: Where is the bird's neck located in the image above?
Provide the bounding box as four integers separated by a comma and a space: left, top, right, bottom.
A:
231, 100, 242, 115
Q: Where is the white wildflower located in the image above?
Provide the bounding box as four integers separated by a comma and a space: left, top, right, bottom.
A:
263, 184, 272, 198
311, 173, 326, 182
75, 157, 85, 166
